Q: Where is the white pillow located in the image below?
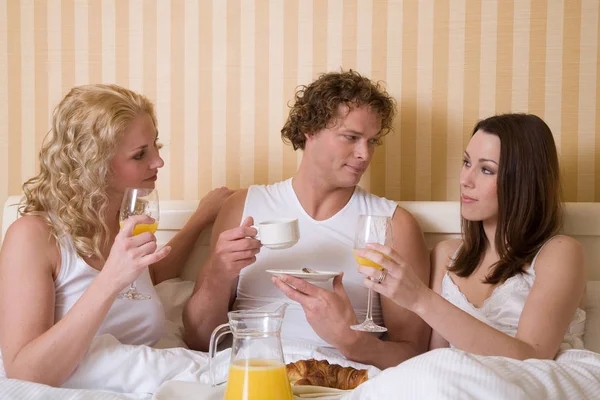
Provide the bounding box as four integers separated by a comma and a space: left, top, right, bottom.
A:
584, 281, 600, 353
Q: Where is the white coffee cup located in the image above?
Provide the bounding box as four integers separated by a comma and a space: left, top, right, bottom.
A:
252, 218, 300, 250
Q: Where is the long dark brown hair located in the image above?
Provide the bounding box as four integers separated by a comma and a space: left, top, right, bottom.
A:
449, 114, 562, 284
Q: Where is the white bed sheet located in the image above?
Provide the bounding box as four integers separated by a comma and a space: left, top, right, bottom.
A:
344, 348, 600, 400
0, 378, 147, 400
0, 279, 377, 399
0, 279, 599, 400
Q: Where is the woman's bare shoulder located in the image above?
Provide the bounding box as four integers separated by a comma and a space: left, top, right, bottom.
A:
1, 215, 59, 264
4, 215, 53, 238
429, 239, 462, 291
535, 235, 584, 274
432, 238, 462, 262
6, 214, 49, 234
541, 234, 582, 252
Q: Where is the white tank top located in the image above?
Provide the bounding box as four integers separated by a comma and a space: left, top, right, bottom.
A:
441, 239, 587, 351
236, 179, 398, 347
54, 234, 165, 346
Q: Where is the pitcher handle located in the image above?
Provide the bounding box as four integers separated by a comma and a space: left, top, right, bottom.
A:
209, 323, 231, 387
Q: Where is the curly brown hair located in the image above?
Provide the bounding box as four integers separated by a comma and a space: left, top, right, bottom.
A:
281, 69, 396, 150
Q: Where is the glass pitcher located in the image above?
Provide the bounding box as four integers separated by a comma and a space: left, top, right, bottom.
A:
208, 302, 293, 400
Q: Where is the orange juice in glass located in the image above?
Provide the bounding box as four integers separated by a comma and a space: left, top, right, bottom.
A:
351, 215, 393, 333
120, 221, 159, 236
225, 359, 293, 400
118, 187, 159, 300
353, 250, 390, 270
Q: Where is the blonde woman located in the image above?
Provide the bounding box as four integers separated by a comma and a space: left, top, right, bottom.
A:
0, 84, 233, 386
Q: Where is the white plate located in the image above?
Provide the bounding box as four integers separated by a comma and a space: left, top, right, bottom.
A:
266, 269, 341, 282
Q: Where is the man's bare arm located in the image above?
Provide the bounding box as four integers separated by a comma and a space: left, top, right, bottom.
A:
182, 189, 261, 351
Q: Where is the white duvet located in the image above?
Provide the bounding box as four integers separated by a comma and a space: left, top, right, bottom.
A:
0, 279, 377, 399
0, 279, 599, 399
344, 348, 600, 400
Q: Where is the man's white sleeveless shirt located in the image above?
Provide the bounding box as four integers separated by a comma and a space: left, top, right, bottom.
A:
237, 178, 397, 347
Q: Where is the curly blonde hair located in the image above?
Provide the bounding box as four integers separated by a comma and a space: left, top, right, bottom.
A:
20, 84, 158, 261
281, 69, 396, 150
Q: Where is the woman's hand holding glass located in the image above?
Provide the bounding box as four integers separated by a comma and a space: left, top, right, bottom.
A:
116, 187, 164, 300
354, 243, 431, 313
102, 214, 171, 298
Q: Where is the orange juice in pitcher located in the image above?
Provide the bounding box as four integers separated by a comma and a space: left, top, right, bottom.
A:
209, 303, 292, 399
225, 359, 293, 400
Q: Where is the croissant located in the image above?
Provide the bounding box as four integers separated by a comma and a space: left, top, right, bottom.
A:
286, 359, 368, 390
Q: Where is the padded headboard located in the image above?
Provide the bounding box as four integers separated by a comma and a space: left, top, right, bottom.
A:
3, 195, 600, 281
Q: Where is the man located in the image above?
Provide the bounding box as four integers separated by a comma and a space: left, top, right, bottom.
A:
183, 70, 430, 369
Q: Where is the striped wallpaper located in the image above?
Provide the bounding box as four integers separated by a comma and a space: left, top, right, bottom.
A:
1, 0, 600, 239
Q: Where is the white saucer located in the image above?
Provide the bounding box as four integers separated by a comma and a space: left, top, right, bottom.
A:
266, 269, 341, 282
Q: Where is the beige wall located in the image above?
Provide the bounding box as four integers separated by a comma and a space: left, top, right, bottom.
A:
1, 0, 600, 238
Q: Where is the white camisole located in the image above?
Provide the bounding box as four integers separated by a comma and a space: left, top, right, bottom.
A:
441, 239, 586, 350
54, 234, 165, 346
237, 179, 398, 347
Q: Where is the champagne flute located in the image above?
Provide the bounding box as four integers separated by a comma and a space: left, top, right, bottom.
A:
351, 214, 393, 333
118, 187, 159, 300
